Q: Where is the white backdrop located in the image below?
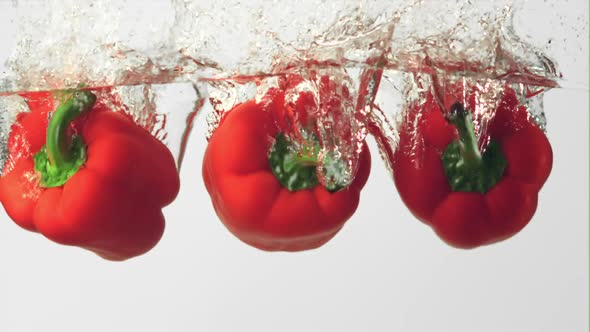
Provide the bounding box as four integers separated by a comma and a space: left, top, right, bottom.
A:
0, 1, 587, 331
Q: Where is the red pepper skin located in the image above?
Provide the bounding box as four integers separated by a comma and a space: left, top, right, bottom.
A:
1, 92, 53, 232
6, 93, 53, 169
202, 96, 371, 252
392, 88, 552, 248
0, 94, 180, 260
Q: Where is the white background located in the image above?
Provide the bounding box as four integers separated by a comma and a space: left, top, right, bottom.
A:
0, 1, 588, 331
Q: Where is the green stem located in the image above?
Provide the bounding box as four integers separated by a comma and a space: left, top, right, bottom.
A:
441, 102, 507, 193
446, 102, 482, 170
47, 91, 96, 168
269, 133, 349, 192
283, 154, 318, 169
269, 134, 319, 191
34, 90, 97, 188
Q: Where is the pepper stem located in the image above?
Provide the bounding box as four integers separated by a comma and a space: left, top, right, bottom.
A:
47, 91, 96, 168
268, 133, 347, 192
447, 102, 484, 170
34, 91, 96, 188
441, 102, 507, 193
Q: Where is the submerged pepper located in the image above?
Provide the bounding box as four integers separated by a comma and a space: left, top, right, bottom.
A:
202, 84, 371, 252
391, 87, 552, 248
0, 91, 180, 260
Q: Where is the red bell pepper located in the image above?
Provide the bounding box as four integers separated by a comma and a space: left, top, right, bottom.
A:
0, 90, 180, 260
202, 87, 371, 252
391, 86, 552, 248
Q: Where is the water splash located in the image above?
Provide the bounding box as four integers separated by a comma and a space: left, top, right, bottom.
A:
0, 0, 583, 180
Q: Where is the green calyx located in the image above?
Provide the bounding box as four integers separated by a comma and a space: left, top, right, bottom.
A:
442, 102, 507, 193
35, 90, 97, 188
269, 133, 347, 192
34, 136, 87, 188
